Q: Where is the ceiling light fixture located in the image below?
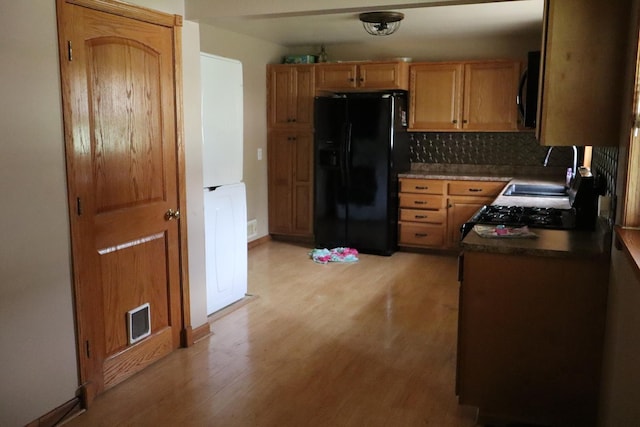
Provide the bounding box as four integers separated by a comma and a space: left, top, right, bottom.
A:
359, 11, 405, 36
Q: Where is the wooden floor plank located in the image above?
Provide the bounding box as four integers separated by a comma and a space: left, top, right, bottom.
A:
65, 241, 477, 426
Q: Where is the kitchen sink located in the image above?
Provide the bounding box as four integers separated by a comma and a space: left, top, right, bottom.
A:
503, 183, 568, 197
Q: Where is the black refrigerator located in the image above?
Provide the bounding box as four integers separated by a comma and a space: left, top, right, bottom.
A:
314, 91, 410, 256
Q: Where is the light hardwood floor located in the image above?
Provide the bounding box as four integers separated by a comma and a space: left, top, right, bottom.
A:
65, 241, 478, 426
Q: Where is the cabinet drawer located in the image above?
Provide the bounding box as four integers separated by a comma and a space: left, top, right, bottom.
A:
399, 194, 444, 209
399, 223, 445, 247
447, 180, 506, 197
400, 208, 445, 224
400, 178, 445, 194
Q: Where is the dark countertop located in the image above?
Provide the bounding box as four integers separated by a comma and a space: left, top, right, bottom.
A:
400, 164, 611, 258
461, 220, 611, 258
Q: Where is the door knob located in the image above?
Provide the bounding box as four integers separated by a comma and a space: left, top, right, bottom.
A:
165, 209, 180, 220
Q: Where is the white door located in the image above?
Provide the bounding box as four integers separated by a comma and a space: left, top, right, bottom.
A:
204, 183, 248, 315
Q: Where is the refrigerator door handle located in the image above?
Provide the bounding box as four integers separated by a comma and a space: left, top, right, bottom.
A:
345, 122, 353, 185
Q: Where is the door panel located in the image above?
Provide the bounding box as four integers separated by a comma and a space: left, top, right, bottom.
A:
89, 38, 166, 212
346, 96, 392, 254
57, 0, 185, 401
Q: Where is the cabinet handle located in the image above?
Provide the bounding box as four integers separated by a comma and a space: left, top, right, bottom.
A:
468, 188, 483, 193
452, 120, 457, 124
414, 201, 427, 205
415, 215, 427, 219
349, 78, 355, 82
463, 119, 468, 124
415, 186, 428, 190
415, 233, 428, 238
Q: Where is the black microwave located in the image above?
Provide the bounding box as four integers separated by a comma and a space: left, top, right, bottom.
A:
517, 51, 541, 128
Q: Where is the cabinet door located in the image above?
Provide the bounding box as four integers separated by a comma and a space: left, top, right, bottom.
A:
409, 63, 464, 131
293, 66, 315, 128
462, 61, 520, 131
268, 65, 295, 127
538, 0, 628, 146
316, 63, 358, 90
359, 62, 409, 90
267, 132, 294, 234
292, 132, 313, 236
458, 251, 608, 426
267, 131, 313, 237
268, 65, 315, 129
447, 197, 493, 247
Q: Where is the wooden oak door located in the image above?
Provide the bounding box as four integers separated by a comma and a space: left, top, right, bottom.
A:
56, 0, 187, 403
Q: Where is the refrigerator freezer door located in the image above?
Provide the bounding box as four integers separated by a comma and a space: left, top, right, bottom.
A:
314, 97, 349, 249
204, 183, 248, 315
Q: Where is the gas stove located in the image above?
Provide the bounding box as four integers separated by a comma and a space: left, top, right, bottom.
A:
461, 205, 576, 238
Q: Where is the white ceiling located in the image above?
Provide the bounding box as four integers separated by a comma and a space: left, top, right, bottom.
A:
192, 0, 544, 47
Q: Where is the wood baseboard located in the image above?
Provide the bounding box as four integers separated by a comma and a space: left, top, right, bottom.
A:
26, 396, 83, 427
191, 322, 212, 344
248, 235, 271, 249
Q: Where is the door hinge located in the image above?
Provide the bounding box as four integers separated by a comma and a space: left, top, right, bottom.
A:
85, 340, 90, 358
76, 197, 82, 215
67, 41, 73, 61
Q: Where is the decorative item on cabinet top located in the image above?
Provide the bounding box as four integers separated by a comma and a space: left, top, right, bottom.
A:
283, 55, 316, 64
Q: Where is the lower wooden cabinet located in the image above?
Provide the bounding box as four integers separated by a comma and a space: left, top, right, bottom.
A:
398, 177, 506, 249
267, 130, 313, 238
457, 251, 608, 426
446, 180, 507, 247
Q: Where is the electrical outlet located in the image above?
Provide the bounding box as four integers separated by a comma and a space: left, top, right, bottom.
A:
247, 219, 257, 238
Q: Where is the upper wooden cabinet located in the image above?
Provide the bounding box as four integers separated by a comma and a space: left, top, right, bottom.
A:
537, 0, 631, 146
267, 64, 315, 129
315, 61, 409, 91
409, 63, 463, 131
409, 60, 521, 132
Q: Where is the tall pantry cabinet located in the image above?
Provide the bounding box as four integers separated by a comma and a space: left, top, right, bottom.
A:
267, 64, 315, 239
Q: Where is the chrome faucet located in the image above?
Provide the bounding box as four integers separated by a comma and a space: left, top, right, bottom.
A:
543, 146, 554, 166
543, 146, 577, 179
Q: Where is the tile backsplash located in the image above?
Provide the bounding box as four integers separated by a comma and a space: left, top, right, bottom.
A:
408, 131, 619, 196
408, 132, 575, 167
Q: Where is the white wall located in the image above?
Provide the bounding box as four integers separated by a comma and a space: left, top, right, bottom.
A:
0, 1, 206, 425
289, 33, 542, 63
0, 3, 78, 426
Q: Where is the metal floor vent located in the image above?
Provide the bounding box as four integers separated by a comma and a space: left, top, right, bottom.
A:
127, 303, 151, 345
